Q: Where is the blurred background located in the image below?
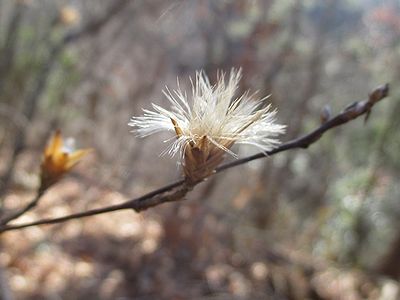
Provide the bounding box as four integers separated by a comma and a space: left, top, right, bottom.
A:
0, 0, 400, 299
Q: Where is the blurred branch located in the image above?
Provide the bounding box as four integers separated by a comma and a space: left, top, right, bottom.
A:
62, 0, 129, 46
0, 1, 25, 92
254, 0, 338, 227
347, 97, 400, 264
0, 0, 131, 198
0, 84, 389, 232
263, 0, 302, 91
287, 0, 336, 138
0, 189, 45, 225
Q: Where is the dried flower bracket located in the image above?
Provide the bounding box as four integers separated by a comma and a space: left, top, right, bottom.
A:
40, 130, 91, 192
129, 69, 286, 183
0, 75, 389, 232
0, 131, 91, 225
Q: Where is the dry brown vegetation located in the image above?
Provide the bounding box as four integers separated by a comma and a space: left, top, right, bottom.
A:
1, 1, 400, 299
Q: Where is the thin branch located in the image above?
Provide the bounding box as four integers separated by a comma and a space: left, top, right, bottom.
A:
0, 1, 25, 92
262, 0, 302, 91
62, 0, 130, 45
0, 0, 130, 198
0, 180, 186, 232
0, 189, 45, 225
0, 84, 389, 233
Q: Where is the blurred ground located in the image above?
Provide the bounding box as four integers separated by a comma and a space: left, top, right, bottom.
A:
1, 175, 398, 299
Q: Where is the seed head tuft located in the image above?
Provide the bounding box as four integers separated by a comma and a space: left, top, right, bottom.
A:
129, 69, 285, 183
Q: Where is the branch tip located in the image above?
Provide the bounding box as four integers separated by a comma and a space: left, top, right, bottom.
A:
0, 83, 390, 233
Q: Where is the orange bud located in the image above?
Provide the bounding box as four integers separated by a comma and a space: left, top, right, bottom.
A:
59, 6, 80, 26
40, 130, 91, 191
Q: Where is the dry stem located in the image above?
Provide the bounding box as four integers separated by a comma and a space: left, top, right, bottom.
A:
0, 84, 389, 233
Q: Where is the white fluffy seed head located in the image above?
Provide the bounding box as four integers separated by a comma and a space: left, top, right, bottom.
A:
129, 69, 286, 182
